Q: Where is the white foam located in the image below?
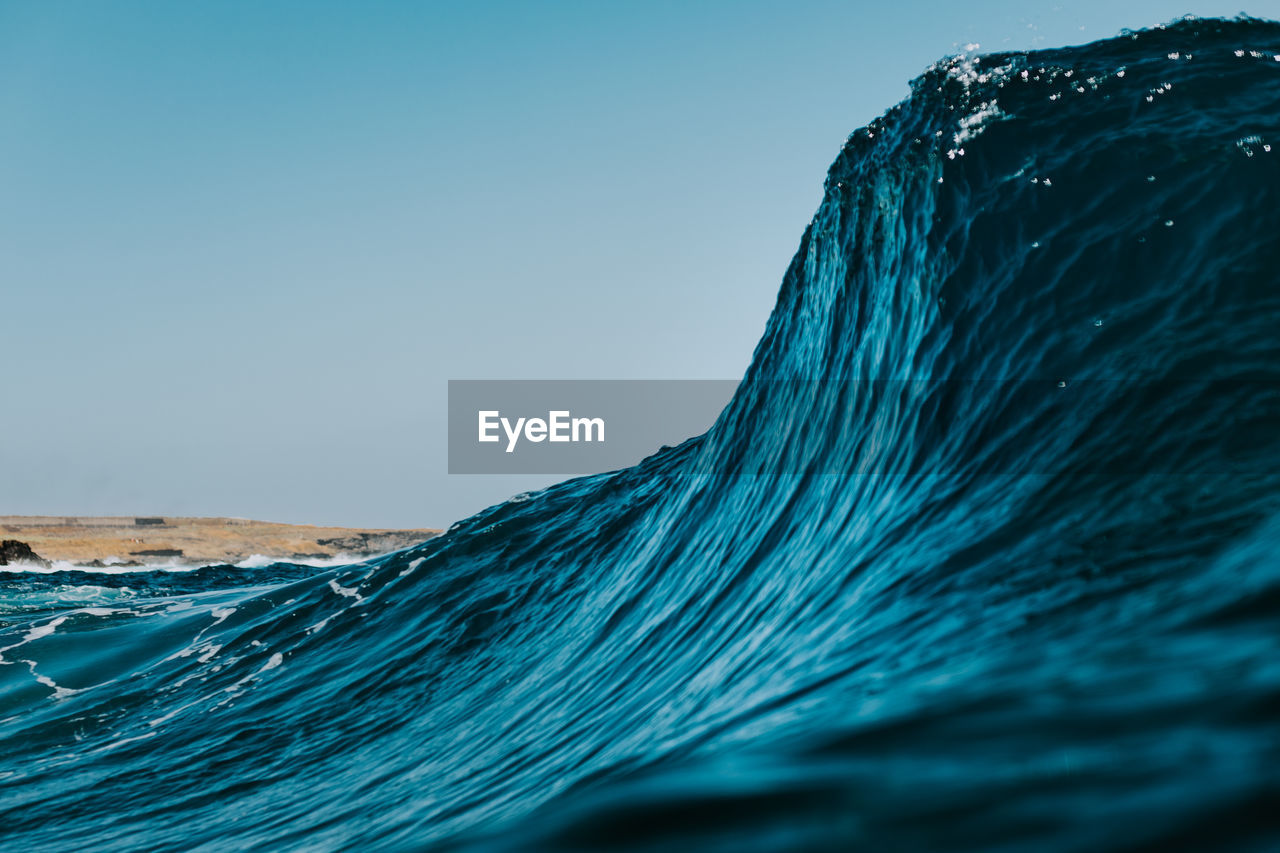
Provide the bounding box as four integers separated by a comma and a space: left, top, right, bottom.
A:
235, 554, 280, 569
1, 551, 385, 575
328, 579, 363, 600
0, 616, 67, 657
954, 100, 1004, 145
398, 557, 426, 578
235, 553, 381, 569
307, 614, 336, 635
23, 616, 66, 643
95, 731, 157, 753
1, 560, 200, 575
34, 671, 79, 700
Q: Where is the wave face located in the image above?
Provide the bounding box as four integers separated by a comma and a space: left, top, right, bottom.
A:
4, 18, 1280, 851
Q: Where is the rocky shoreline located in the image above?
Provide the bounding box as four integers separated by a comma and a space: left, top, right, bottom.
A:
0, 539, 51, 568
0, 516, 440, 568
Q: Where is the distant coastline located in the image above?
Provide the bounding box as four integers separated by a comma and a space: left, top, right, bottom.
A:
0, 516, 440, 569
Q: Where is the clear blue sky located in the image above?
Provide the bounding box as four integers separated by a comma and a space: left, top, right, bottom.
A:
1, 1, 1267, 528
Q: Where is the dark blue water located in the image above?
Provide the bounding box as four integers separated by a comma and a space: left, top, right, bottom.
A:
3, 17, 1280, 851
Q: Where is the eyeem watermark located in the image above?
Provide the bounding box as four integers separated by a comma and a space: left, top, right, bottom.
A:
449, 380, 735, 474
478, 410, 605, 452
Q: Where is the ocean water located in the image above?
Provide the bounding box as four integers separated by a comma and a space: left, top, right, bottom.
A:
3, 17, 1280, 851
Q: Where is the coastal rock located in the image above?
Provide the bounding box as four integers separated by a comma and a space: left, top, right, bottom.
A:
0, 539, 51, 568
315, 531, 431, 553
0, 516, 440, 566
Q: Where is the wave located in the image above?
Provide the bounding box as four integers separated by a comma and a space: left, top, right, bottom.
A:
0, 552, 364, 576
2, 16, 1279, 851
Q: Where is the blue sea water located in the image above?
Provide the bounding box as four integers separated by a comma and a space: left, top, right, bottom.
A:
3, 17, 1280, 851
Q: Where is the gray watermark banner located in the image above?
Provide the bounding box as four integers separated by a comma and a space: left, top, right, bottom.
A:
448, 380, 737, 474
449, 378, 1279, 476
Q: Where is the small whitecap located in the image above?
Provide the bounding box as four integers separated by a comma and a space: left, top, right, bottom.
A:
1237, 135, 1267, 158
25, 617, 68, 643
398, 557, 426, 578
329, 579, 361, 599
307, 615, 336, 635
